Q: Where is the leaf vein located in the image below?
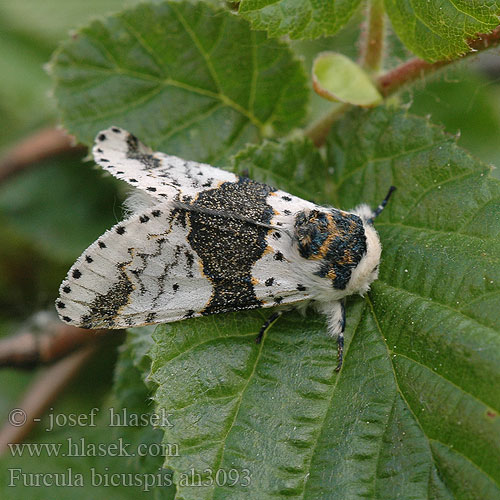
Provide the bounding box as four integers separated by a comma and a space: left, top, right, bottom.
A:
429, 438, 500, 489
300, 307, 365, 498
376, 281, 498, 337
119, 15, 167, 77
391, 351, 499, 414
335, 138, 451, 189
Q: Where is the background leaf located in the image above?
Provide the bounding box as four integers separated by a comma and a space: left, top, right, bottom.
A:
385, 0, 500, 62
238, 0, 500, 62
238, 0, 363, 40
148, 107, 500, 498
110, 334, 176, 499
408, 65, 500, 172
49, 1, 308, 163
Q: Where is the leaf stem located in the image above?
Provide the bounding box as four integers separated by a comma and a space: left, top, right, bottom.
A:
0, 344, 97, 454
359, 0, 386, 74
304, 104, 350, 147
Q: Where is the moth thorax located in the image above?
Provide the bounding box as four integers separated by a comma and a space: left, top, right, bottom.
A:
293, 208, 367, 290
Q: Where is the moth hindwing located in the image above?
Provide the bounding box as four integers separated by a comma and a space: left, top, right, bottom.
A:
58, 127, 394, 370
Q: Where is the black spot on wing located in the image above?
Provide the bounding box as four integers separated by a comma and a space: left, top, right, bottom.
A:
80, 264, 134, 328
125, 133, 161, 170
145, 312, 157, 323
274, 251, 284, 261
187, 178, 275, 315
126, 133, 139, 152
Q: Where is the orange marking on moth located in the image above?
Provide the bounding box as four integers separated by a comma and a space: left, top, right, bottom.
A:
308, 213, 341, 261
327, 268, 337, 280
262, 245, 274, 255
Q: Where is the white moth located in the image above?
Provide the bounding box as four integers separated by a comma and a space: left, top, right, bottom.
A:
57, 127, 394, 370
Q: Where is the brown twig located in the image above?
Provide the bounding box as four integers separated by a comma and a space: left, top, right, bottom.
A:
0, 127, 86, 183
378, 25, 500, 96
0, 344, 98, 455
377, 57, 448, 96
0, 322, 108, 369
304, 104, 350, 148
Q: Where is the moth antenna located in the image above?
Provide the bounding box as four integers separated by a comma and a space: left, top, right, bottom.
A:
172, 201, 275, 230
369, 186, 396, 223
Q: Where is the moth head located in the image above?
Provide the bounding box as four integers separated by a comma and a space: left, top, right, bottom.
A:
347, 186, 396, 295
293, 187, 395, 297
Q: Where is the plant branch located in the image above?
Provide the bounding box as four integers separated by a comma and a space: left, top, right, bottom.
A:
359, 0, 386, 73
304, 104, 350, 148
378, 25, 500, 96
0, 127, 86, 184
306, 25, 500, 146
0, 344, 97, 454
0, 321, 108, 368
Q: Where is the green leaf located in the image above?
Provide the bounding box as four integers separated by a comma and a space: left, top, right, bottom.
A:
0, 344, 158, 499
49, 1, 308, 163
111, 335, 176, 498
238, 0, 363, 40
148, 107, 500, 498
384, 0, 500, 62
230, 137, 333, 205
237, 0, 500, 61
312, 52, 382, 106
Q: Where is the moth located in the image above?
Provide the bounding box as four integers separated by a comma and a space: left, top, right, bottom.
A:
57, 127, 394, 370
